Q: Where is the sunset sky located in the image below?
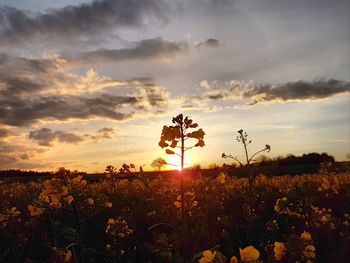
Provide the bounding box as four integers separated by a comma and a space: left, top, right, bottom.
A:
0, 0, 349, 172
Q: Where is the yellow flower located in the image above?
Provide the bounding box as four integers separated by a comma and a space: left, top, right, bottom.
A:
64, 250, 72, 262
303, 245, 316, 258
300, 231, 312, 241
240, 245, 260, 262
230, 256, 239, 263
105, 202, 113, 208
87, 198, 94, 205
217, 172, 226, 184
274, 197, 287, 213
199, 250, 216, 263
61, 186, 69, 196
28, 205, 44, 217
66, 195, 74, 205
107, 218, 115, 225
274, 242, 286, 261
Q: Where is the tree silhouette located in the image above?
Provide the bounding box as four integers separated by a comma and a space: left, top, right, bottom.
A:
151, 157, 167, 171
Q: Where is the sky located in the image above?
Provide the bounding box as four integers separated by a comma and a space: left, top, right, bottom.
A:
0, 0, 349, 172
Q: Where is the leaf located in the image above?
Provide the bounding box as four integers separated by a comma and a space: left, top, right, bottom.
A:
189, 123, 198, 128
165, 149, 175, 155
184, 117, 193, 127
170, 140, 178, 148
187, 129, 205, 139
159, 140, 168, 148
195, 139, 205, 147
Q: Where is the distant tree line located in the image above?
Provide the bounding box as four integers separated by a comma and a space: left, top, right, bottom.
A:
0, 167, 87, 178
225, 152, 337, 177
0, 169, 53, 177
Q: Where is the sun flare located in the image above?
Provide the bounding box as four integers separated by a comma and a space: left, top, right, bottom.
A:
166, 155, 192, 171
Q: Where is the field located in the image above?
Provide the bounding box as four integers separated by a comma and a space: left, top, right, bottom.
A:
1, 168, 349, 263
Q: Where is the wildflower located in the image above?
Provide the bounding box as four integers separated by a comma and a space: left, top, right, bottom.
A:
105, 202, 113, 208
28, 205, 44, 217
199, 250, 216, 263
174, 192, 198, 209
230, 256, 239, 263
274, 197, 287, 213
64, 250, 72, 262
174, 195, 182, 209
274, 242, 286, 261
303, 245, 316, 258
217, 172, 226, 184
300, 231, 312, 241
87, 198, 94, 205
239, 245, 260, 262
66, 195, 74, 205
61, 186, 69, 196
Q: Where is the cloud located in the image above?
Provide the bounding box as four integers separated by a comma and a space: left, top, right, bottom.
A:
0, 0, 169, 47
0, 140, 45, 167
29, 128, 84, 146
196, 79, 350, 105
0, 54, 171, 127
72, 37, 188, 64
91, 127, 116, 141
0, 128, 9, 138
0, 94, 137, 126
195, 38, 220, 49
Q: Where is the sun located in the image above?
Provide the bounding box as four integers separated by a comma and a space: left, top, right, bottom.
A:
166, 154, 192, 171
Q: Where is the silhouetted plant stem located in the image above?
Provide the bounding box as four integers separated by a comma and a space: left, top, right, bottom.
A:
222, 129, 271, 201
72, 202, 84, 263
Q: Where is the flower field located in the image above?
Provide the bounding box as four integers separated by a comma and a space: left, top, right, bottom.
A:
0, 168, 349, 263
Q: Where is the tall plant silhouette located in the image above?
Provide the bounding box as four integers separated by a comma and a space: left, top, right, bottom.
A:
158, 113, 205, 262
222, 129, 271, 198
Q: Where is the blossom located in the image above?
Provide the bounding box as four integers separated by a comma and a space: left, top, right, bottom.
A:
87, 198, 94, 205
274, 242, 286, 261
199, 250, 216, 263
65, 195, 74, 205
28, 205, 45, 217
300, 231, 312, 241
239, 245, 260, 262
230, 256, 239, 263
105, 202, 113, 208
217, 172, 226, 184
274, 197, 287, 213
64, 250, 72, 262
303, 245, 316, 258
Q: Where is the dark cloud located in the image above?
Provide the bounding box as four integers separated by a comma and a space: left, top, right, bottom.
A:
0, 140, 45, 167
0, 54, 67, 97
198, 79, 350, 105
91, 127, 116, 141
29, 128, 84, 146
0, 94, 137, 126
0, 0, 169, 47
139, 86, 170, 107
0, 54, 170, 127
195, 38, 220, 49
72, 37, 187, 64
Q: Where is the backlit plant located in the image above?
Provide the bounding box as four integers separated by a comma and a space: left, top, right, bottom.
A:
222, 129, 271, 198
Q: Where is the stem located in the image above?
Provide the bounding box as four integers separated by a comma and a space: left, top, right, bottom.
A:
180, 123, 186, 262
241, 135, 249, 165
248, 148, 267, 164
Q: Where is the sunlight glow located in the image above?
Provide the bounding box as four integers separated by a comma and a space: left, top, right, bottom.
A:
166, 154, 192, 171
